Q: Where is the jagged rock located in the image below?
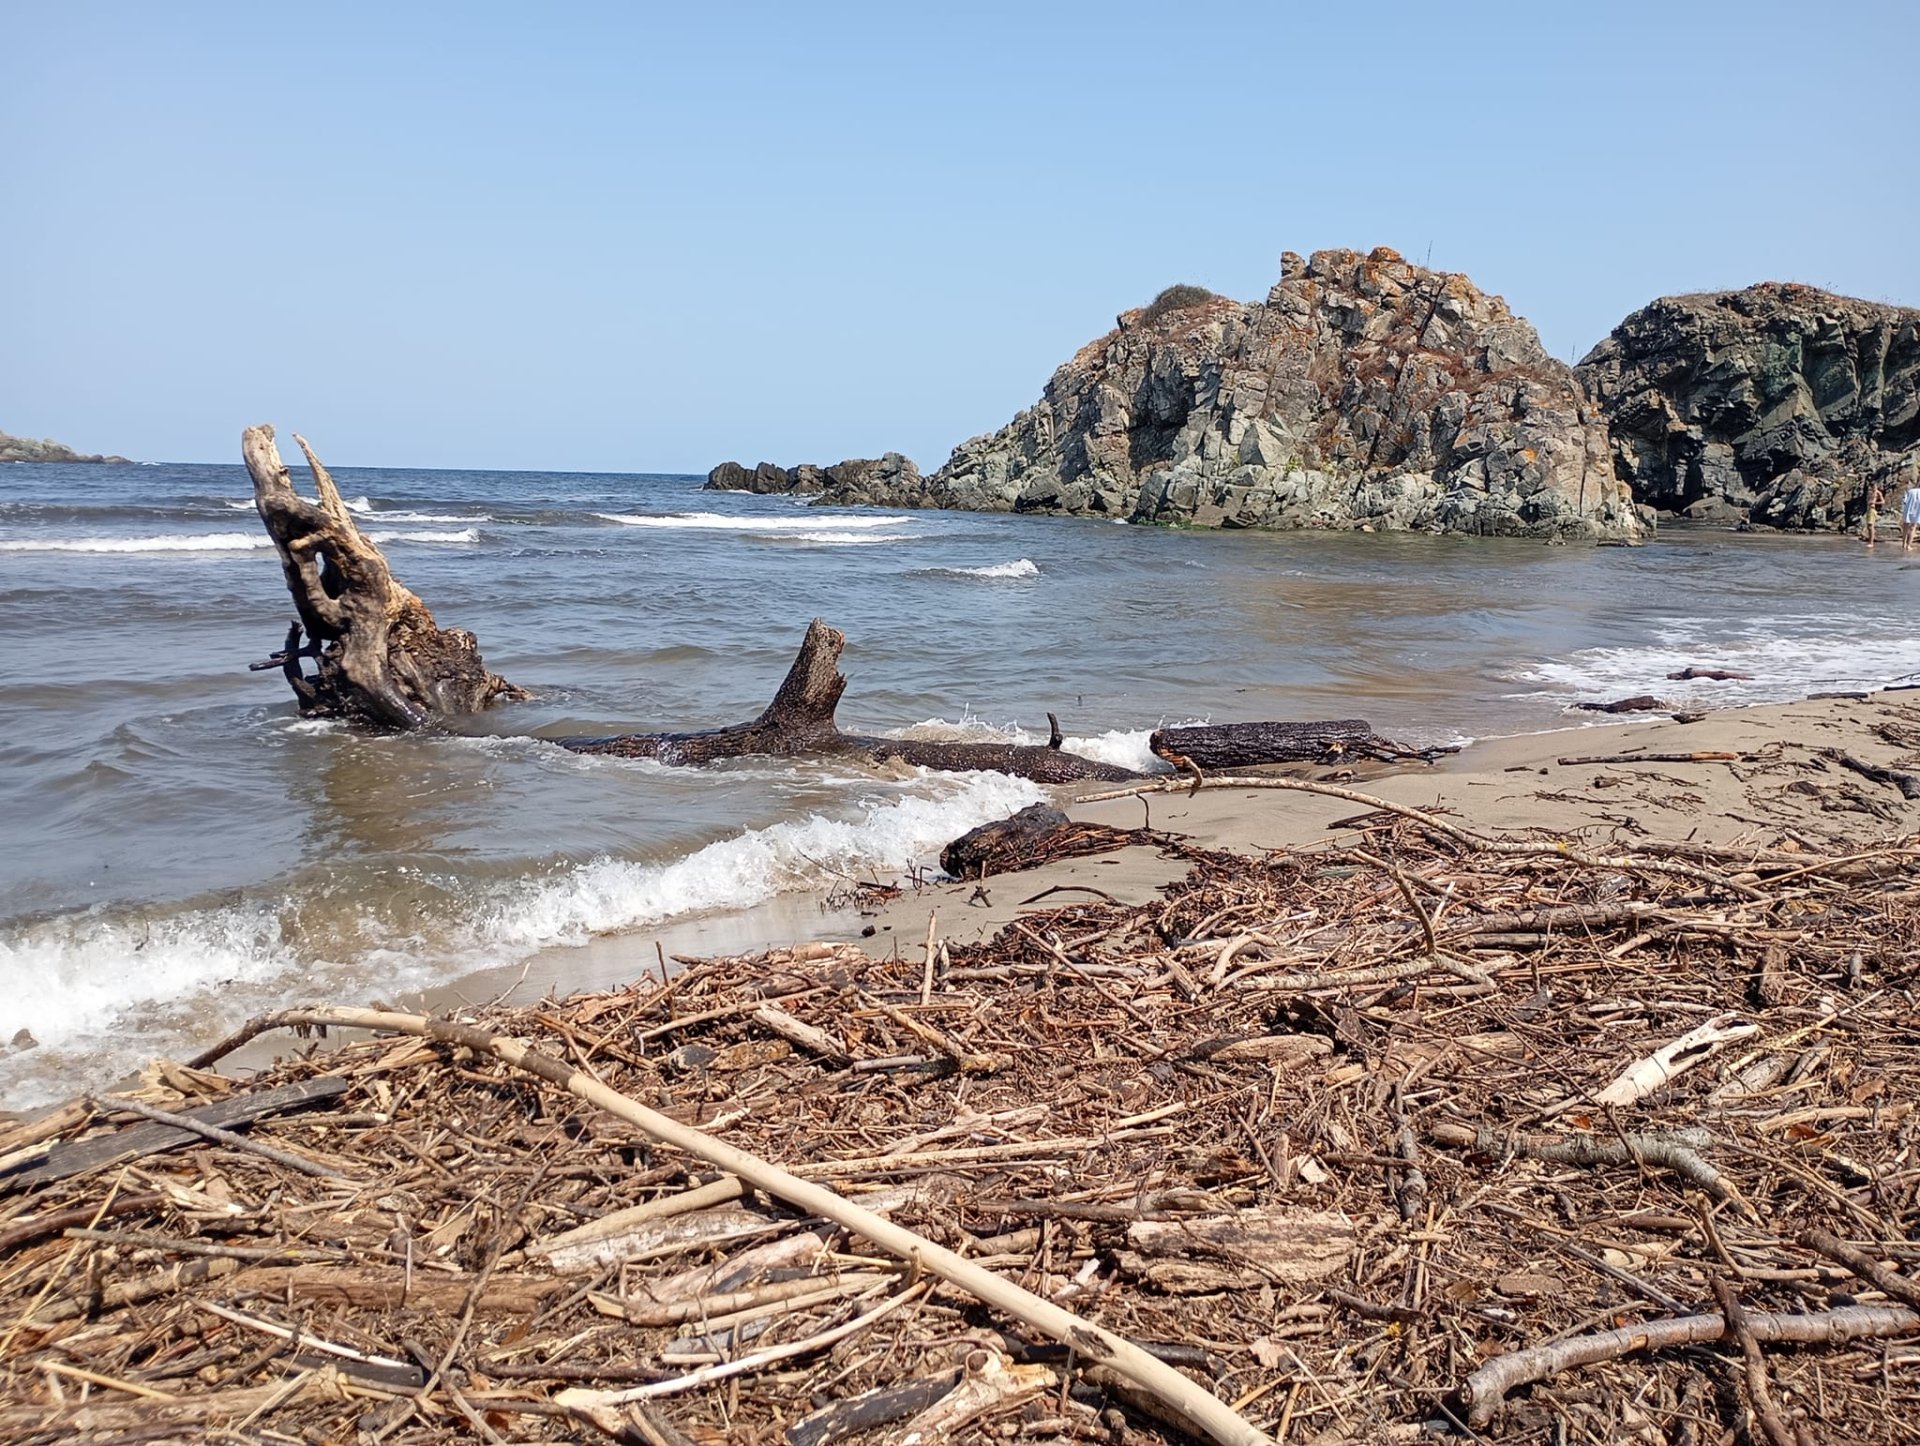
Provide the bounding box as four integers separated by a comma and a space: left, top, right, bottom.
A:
1578, 283, 1920, 531
706, 453, 922, 504
706, 250, 1641, 539
704, 460, 825, 495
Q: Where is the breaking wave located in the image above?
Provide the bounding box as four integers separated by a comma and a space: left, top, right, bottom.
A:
0, 769, 1044, 1107
0, 528, 479, 554
920, 558, 1040, 579
594, 511, 911, 531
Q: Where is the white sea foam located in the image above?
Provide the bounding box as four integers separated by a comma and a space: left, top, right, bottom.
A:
227, 497, 484, 523
1510, 619, 1920, 708
594, 511, 911, 531
891, 716, 1177, 774
0, 770, 1044, 1106
366, 528, 480, 545
922, 559, 1040, 579
0, 527, 477, 553
0, 531, 275, 553
467, 770, 1044, 954
774, 530, 922, 545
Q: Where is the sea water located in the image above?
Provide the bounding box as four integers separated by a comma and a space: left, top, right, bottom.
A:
2, 460, 1915, 1105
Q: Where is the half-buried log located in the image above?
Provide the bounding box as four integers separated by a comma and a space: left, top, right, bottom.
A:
1149, 720, 1450, 771
558, 621, 1141, 785
243, 424, 523, 727
939, 802, 1152, 879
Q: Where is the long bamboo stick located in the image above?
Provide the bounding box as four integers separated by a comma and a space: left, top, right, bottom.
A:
231, 1005, 1274, 1446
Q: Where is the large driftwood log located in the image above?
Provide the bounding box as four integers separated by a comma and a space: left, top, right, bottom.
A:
1150, 720, 1450, 770
243, 424, 523, 727
559, 620, 1142, 785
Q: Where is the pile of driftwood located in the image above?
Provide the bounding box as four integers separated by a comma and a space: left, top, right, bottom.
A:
1, 780, 1916, 1444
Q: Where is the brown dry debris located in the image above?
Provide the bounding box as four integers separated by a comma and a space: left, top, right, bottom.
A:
1, 789, 1918, 1445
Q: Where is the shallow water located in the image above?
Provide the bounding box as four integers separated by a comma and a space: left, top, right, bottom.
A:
3, 460, 1915, 1105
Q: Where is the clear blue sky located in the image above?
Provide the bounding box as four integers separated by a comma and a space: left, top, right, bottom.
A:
6, 1, 1914, 472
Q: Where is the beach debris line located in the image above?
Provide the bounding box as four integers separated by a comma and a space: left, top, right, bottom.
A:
241, 425, 523, 726
1, 774, 1916, 1442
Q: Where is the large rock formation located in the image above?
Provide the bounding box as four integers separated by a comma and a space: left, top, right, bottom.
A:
0, 428, 127, 464
710, 249, 1644, 540
1577, 284, 1920, 529
705, 453, 925, 504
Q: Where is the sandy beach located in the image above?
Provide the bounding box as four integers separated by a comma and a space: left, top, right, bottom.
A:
844, 689, 1920, 956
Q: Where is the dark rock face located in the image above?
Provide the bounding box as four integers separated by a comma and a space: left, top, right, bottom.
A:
706, 453, 923, 504
1578, 283, 1920, 530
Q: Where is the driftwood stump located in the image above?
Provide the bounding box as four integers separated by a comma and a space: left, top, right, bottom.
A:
243, 425, 522, 727
560, 621, 1141, 784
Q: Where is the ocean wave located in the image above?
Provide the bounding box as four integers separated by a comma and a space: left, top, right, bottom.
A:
920, 558, 1040, 579
467, 770, 1043, 954
769, 530, 923, 546
0, 531, 275, 553
1511, 622, 1920, 708
366, 528, 480, 545
0, 527, 478, 554
594, 511, 911, 531
0, 769, 1043, 1107
226, 497, 487, 524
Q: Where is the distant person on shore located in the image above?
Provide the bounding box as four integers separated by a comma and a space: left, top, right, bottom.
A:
1864, 482, 1885, 545
1904, 471, 1920, 553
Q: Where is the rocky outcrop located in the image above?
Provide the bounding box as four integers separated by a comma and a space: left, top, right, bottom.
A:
1578, 284, 1920, 529
706, 453, 923, 503
710, 250, 1642, 540
0, 429, 127, 464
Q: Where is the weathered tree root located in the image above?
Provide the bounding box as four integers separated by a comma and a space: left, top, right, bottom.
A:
1461, 1304, 1920, 1427
242, 425, 522, 726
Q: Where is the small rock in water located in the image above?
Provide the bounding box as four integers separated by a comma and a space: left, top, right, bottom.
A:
10, 1028, 38, 1051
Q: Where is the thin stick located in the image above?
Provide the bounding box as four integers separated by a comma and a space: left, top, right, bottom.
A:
560, 1282, 928, 1410
1462, 1304, 1919, 1427
221, 1005, 1274, 1446
1798, 1230, 1920, 1310
1712, 1277, 1798, 1446
88, 1094, 351, 1180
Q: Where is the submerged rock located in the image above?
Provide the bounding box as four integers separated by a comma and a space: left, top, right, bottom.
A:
711, 250, 1643, 540
1578, 283, 1920, 531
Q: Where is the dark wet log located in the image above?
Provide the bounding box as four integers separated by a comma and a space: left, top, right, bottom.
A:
1573, 695, 1667, 714
243, 424, 523, 727
1, 1076, 348, 1192
1667, 666, 1753, 681
1149, 720, 1446, 771
1822, 748, 1920, 800
560, 621, 1140, 784
939, 803, 1149, 879
785, 1372, 964, 1446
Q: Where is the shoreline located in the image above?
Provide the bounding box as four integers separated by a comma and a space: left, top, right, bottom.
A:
414, 688, 1920, 1022
5, 686, 1913, 1442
